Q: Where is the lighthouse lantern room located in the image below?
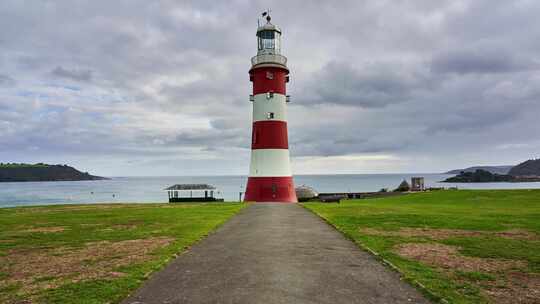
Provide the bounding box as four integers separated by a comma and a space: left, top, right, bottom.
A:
244, 12, 297, 203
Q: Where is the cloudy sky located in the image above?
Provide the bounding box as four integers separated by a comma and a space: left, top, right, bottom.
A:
1, 0, 540, 176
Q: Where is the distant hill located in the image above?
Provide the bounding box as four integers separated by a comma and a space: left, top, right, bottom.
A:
508, 159, 540, 176
444, 165, 513, 175
442, 169, 513, 183
443, 168, 540, 183
0, 163, 107, 182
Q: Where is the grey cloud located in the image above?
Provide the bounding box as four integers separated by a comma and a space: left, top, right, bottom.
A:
1, 0, 540, 175
292, 135, 409, 157
52, 66, 93, 82
149, 118, 251, 151
210, 118, 243, 130
298, 61, 431, 108
431, 50, 538, 74
0, 74, 16, 87
424, 107, 519, 134
16, 55, 46, 70
160, 129, 248, 154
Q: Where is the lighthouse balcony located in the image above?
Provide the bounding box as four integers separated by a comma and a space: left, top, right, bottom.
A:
251, 54, 287, 67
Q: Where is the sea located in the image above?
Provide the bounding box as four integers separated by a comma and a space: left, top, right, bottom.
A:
1, 174, 540, 208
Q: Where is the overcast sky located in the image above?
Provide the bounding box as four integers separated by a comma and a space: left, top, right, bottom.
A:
1, 0, 540, 176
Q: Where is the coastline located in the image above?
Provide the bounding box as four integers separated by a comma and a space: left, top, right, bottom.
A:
4, 174, 540, 208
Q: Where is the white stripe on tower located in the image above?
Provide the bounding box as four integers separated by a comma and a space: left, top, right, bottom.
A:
249, 149, 292, 177
252, 93, 287, 122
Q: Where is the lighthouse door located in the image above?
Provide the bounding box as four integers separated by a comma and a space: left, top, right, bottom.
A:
271, 183, 277, 199
260, 182, 278, 201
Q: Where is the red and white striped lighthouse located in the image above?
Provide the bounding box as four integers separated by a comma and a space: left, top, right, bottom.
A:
244, 12, 297, 203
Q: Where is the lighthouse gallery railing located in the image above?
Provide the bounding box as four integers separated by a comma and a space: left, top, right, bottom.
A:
251, 54, 287, 66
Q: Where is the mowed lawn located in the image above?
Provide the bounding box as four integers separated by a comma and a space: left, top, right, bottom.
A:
304, 190, 540, 304
0, 202, 245, 303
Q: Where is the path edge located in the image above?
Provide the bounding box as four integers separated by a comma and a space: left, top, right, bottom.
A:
300, 203, 448, 304
120, 203, 249, 303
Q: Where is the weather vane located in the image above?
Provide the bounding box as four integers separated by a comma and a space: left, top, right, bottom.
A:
262, 9, 271, 23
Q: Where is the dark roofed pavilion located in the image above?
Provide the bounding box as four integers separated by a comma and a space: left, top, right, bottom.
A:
165, 184, 223, 202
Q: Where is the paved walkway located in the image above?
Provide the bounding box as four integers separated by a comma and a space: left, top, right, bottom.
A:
122, 203, 429, 304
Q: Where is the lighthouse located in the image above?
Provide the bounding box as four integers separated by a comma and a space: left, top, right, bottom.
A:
244, 12, 297, 203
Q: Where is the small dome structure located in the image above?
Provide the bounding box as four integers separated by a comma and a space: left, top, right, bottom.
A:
295, 185, 318, 202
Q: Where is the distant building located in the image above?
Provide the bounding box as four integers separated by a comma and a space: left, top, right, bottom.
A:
411, 177, 425, 192
165, 184, 223, 202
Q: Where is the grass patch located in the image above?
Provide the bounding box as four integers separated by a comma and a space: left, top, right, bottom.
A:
0, 202, 245, 303
304, 189, 540, 304
455, 271, 496, 282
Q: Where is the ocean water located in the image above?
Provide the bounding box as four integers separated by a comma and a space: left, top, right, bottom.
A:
1, 174, 540, 208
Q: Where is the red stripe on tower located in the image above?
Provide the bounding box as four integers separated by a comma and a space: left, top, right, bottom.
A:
250, 67, 288, 95
244, 176, 296, 202
251, 121, 289, 150
244, 12, 297, 203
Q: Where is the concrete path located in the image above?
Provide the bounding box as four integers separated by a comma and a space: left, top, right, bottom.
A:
122, 203, 430, 304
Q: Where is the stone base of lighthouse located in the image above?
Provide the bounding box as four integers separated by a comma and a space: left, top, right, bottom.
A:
244, 148, 297, 203
244, 176, 297, 202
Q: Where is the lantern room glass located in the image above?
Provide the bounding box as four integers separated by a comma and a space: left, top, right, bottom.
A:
257, 30, 281, 55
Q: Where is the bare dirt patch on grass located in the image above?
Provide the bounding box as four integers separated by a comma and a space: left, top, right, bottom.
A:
22, 226, 65, 233
494, 229, 538, 241
80, 223, 102, 227
99, 224, 138, 232
15, 205, 134, 214
483, 272, 540, 304
111, 224, 138, 230
395, 243, 538, 303
0, 237, 174, 301
360, 227, 538, 241
395, 243, 526, 273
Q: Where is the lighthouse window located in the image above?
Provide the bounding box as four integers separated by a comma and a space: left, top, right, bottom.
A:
258, 30, 276, 51
267, 112, 275, 119
274, 32, 281, 52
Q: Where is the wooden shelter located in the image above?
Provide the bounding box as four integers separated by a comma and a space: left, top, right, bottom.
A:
165, 184, 223, 202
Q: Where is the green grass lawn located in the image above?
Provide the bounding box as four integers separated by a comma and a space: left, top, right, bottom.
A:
0, 202, 245, 304
304, 190, 540, 304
